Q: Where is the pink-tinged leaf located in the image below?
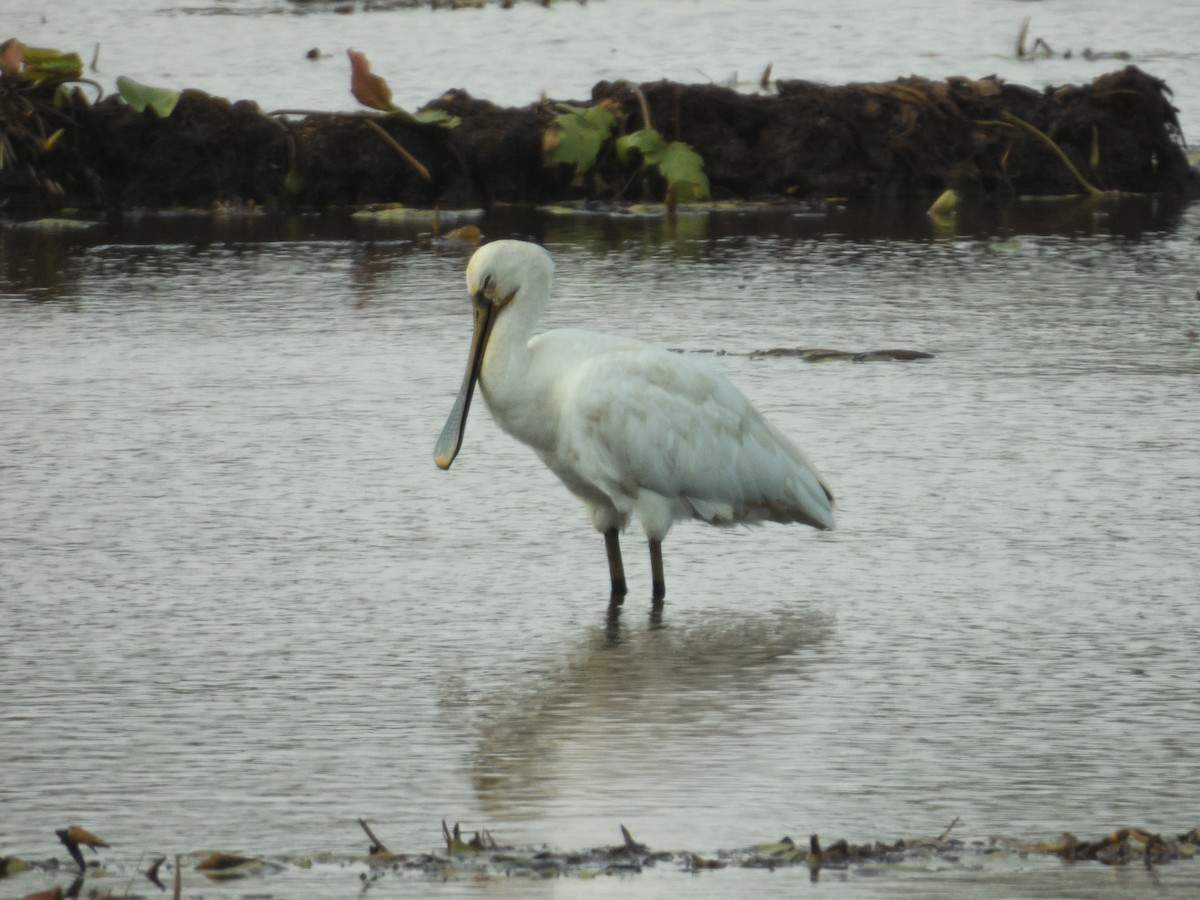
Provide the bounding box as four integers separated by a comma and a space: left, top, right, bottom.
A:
1, 38, 26, 77
347, 48, 394, 112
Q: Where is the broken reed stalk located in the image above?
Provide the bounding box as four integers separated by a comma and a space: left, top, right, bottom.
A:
358, 818, 390, 855
633, 86, 653, 131
172, 853, 181, 900
269, 109, 433, 184
937, 816, 961, 842
144, 856, 166, 890
997, 110, 1104, 196
620, 824, 639, 852
361, 117, 433, 183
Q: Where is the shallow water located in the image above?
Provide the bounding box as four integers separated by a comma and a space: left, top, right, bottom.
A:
4, 0, 1200, 897
3, 199, 1199, 896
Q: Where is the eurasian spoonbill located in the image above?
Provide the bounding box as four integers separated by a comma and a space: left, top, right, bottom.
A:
435, 240, 834, 604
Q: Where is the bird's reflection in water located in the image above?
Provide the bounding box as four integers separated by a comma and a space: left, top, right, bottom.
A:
603, 599, 665, 645
468, 601, 833, 817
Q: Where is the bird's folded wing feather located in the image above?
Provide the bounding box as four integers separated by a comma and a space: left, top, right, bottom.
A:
555, 346, 833, 528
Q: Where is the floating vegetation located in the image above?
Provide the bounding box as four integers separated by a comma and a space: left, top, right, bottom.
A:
1015, 17, 1133, 62
747, 347, 936, 362
3, 821, 1199, 897
53, 825, 108, 872
348, 204, 483, 226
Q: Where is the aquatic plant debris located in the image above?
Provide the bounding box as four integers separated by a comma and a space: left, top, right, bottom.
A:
53, 825, 108, 872
0, 49, 1194, 210
3, 822, 1198, 895
746, 347, 935, 362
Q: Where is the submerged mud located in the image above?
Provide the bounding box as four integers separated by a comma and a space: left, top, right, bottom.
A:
1, 65, 1196, 212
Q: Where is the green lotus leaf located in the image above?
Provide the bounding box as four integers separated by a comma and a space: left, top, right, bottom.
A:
116, 75, 180, 118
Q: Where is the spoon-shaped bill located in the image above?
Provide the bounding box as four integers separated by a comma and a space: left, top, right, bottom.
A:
434, 295, 495, 469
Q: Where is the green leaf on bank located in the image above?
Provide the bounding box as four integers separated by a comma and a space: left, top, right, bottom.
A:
413, 108, 461, 128
116, 75, 180, 118
20, 46, 83, 82
543, 103, 617, 181
616, 127, 711, 202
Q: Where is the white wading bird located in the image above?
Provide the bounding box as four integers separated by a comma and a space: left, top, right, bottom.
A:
435, 240, 834, 604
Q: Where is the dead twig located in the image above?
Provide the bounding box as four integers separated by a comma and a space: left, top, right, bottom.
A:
362, 117, 433, 183
55, 825, 108, 872
144, 855, 166, 890
358, 818, 390, 855
976, 112, 1103, 196
620, 824, 647, 854
938, 816, 961, 842
268, 108, 433, 184
442, 819, 458, 852
999, 110, 1102, 196
1032, 37, 1055, 57
632, 87, 653, 131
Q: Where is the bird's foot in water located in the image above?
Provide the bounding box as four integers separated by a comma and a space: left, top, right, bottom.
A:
609, 578, 627, 606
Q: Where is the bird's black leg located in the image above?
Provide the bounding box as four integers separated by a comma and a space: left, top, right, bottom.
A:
604, 528, 627, 604
649, 539, 665, 605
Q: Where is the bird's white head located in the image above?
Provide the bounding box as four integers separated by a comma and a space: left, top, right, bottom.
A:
435, 240, 555, 471
465, 239, 555, 315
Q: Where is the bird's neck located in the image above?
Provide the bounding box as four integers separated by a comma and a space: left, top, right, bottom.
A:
479, 322, 556, 453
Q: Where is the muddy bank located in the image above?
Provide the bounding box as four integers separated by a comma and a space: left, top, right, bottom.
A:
1, 65, 1196, 212
4, 821, 1198, 897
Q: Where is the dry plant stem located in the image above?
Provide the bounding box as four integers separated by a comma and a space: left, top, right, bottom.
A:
620, 824, 647, 853
144, 856, 166, 890
358, 818, 390, 855
997, 110, 1103, 196
937, 816, 960, 842
362, 118, 433, 183
1016, 17, 1030, 58
269, 109, 432, 184
633, 86, 653, 131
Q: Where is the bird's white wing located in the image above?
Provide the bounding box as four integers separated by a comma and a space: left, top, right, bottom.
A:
554, 343, 834, 531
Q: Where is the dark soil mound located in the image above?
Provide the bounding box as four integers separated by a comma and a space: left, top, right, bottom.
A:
1, 66, 1194, 211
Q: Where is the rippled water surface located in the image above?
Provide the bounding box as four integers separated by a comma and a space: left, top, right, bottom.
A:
4, 201, 1199, 896
4, 0, 1200, 897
